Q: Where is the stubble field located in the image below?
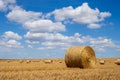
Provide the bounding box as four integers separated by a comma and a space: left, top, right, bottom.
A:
0, 58, 120, 80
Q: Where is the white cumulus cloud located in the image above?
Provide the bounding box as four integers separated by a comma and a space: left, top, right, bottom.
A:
48, 2, 111, 29
24, 20, 65, 32
88, 23, 101, 29
0, 31, 23, 48
6, 6, 42, 23
3, 31, 22, 40
0, 39, 23, 48
24, 32, 83, 44
0, 0, 16, 11
6, 6, 66, 33
24, 31, 120, 52
89, 37, 115, 52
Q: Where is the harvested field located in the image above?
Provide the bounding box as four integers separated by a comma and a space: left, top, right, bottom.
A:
0, 58, 120, 80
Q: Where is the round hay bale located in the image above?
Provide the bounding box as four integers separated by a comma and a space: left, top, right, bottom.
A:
26, 60, 31, 63
99, 60, 105, 65
59, 61, 62, 63
19, 60, 23, 63
65, 46, 96, 68
44, 60, 53, 64
114, 59, 120, 65
7, 60, 10, 63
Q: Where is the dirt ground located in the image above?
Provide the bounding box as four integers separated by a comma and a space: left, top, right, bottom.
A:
0, 58, 120, 80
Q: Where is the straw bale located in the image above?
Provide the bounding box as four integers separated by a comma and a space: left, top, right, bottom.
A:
44, 60, 53, 64
114, 59, 120, 65
65, 46, 96, 68
99, 60, 105, 65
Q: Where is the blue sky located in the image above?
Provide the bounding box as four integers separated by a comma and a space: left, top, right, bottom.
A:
0, 0, 120, 59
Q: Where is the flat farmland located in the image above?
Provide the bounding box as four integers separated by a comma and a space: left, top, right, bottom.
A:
0, 58, 120, 80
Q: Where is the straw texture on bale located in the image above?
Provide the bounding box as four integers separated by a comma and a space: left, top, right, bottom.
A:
65, 46, 96, 68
